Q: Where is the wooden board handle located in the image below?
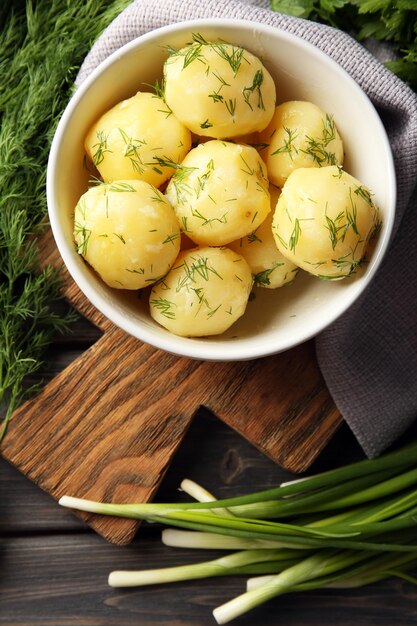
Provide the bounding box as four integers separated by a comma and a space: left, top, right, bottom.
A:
1, 328, 201, 544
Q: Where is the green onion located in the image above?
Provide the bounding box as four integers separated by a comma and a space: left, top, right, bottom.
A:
59, 442, 417, 623
212, 549, 371, 624
108, 549, 297, 588
161, 529, 307, 551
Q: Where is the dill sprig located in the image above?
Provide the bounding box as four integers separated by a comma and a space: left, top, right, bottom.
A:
271, 127, 299, 159
254, 263, 284, 287
243, 70, 265, 111
0, 0, 131, 441
211, 42, 246, 76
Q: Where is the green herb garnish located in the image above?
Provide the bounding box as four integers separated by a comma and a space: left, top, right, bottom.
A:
242, 69, 265, 111
150, 297, 177, 319
270, 0, 417, 91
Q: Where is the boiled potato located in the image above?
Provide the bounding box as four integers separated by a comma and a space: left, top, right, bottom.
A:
229, 187, 298, 288
165, 140, 270, 246
164, 38, 276, 138
84, 92, 191, 187
149, 247, 253, 336
272, 166, 380, 279
258, 101, 344, 188
74, 180, 180, 289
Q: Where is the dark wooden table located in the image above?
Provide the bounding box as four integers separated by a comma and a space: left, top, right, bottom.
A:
1, 313, 417, 625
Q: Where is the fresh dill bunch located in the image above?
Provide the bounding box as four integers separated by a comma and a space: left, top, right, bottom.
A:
270, 0, 417, 91
0, 0, 132, 441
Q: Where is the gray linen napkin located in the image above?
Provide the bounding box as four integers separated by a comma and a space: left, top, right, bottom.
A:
77, 0, 417, 458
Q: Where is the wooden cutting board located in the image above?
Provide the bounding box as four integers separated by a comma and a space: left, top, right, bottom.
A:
1, 230, 342, 544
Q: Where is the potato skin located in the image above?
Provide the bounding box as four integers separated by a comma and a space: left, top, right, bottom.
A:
229, 188, 298, 289
164, 41, 276, 138
74, 180, 180, 289
272, 166, 380, 279
258, 101, 344, 188
149, 247, 253, 336
84, 92, 191, 187
165, 140, 270, 246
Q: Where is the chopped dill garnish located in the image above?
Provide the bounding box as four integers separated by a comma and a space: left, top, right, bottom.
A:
242, 70, 265, 111
181, 216, 190, 232
289, 218, 302, 252
150, 189, 165, 204
330, 242, 362, 276
151, 155, 179, 169
239, 154, 254, 176
332, 165, 344, 179
118, 128, 147, 173
92, 130, 113, 166
150, 297, 177, 319
302, 135, 337, 165
247, 230, 262, 244
183, 43, 205, 69
191, 208, 228, 227
163, 233, 180, 245
196, 159, 214, 198
211, 42, 246, 76
276, 233, 288, 250
108, 181, 137, 193
208, 92, 224, 104
301, 117, 338, 166
225, 97, 237, 117
190, 255, 223, 282
191, 32, 209, 45
191, 286, 205, 303
354, 184, 374, 205
271, 127, 298, 159
324, 205, 345, 251
254, 263, 284, 286
249, 142, 269, 151
318, 274, 348, 280
170, 163, 198, 204
145, 77, 166, 101
76, 196, 87, 220
157, 104, 173, 119
74, 222, 91, 256
322, 114, 337, 145
174, 255, 223, 295
209, 70, 231, 104
207, 304, 222, 318
200, 119, 213, 129
346, 189, 360, 236
369, 216, 383, 241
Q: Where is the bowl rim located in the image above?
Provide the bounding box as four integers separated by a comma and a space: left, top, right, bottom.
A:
47, 17, 397, 361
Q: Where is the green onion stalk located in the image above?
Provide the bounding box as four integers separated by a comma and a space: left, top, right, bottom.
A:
60, 442, 417, 623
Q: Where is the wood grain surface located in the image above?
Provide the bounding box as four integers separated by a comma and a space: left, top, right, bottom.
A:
1, 229, 342, 544
2, 410, 417, 626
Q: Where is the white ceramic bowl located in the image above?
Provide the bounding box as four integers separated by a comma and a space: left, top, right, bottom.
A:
47, 19, 396, 361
